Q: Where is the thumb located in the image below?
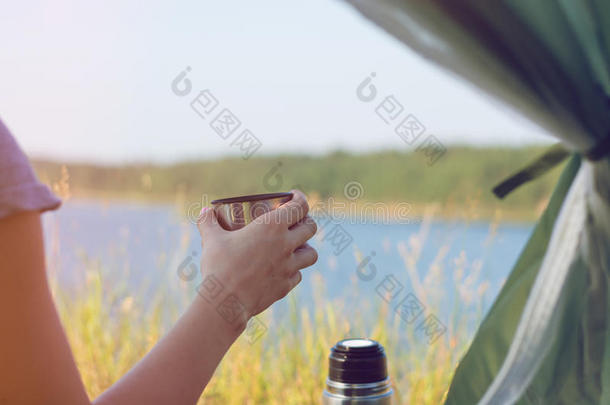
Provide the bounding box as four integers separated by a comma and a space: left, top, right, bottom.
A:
196, 207, 222, 237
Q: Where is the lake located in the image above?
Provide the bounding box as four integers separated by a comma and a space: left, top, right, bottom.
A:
42, 198, 534, 341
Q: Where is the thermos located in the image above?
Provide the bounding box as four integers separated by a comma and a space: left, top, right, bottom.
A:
323, 338, 394, 404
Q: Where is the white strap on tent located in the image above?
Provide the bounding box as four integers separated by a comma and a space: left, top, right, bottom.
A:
477, 162, 588, 404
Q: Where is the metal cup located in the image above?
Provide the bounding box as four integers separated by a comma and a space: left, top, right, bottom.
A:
323, 338, 394, 404
210, 192, 293, 231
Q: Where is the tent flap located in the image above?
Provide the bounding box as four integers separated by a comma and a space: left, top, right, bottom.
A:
343, 1, 610, 404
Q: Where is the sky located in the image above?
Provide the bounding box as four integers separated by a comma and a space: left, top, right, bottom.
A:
0, 0, 554, 164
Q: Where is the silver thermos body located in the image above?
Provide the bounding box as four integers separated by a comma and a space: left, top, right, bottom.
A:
323, 338, 394, 404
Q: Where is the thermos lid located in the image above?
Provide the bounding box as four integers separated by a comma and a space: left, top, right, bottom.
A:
328, 338, 388, 384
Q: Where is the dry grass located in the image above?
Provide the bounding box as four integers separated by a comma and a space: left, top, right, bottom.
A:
49, 218, 490, 404
46, 167, 491, 404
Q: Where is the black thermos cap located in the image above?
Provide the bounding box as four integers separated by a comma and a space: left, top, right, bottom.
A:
328, 338, 388, 384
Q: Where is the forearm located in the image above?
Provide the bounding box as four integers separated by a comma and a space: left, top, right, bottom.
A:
93, 294, 245, 405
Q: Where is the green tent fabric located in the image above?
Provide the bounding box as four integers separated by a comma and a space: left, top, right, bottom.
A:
344, 1, 610, 404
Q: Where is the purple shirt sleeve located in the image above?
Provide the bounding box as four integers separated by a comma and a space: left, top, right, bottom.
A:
0, 119, 61, 219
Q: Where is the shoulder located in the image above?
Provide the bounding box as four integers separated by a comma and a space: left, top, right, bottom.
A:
0, 119, 61, 218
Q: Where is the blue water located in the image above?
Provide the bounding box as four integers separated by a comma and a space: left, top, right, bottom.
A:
43, 199, 534, 340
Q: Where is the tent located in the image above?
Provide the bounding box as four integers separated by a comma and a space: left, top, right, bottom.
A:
344, 1, 610, 404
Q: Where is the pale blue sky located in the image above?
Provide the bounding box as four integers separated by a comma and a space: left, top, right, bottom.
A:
0, 0, 553, 163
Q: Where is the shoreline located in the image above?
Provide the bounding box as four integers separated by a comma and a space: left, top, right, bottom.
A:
61, 189, 540, 224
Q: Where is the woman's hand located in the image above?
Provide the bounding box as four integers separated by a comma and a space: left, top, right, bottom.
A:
196, 190, 318, 329
94, 193, 318, 405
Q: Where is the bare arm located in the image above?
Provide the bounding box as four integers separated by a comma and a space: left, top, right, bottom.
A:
93, 288, 244, 404
95, 190, 317, 403
0, 212, 90, 405
0, 191, 317, 405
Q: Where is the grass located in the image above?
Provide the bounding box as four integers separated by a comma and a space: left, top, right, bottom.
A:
45, 166, 496, 404
47, 218, 489, 404
52, 270, 471, 404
